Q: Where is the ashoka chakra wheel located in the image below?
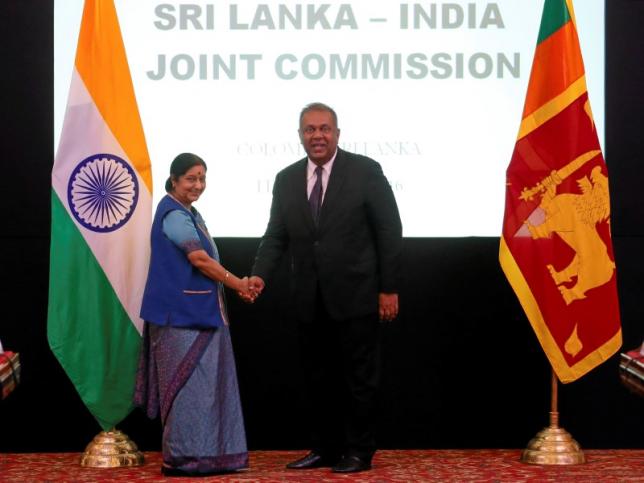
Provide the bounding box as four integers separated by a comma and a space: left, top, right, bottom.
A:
67, 153, 139, 233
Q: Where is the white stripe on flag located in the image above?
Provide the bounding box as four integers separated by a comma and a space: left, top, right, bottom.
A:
52, 68, 151, 334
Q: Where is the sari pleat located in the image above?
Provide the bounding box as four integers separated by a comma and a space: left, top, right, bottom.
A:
135, 323, 248, 473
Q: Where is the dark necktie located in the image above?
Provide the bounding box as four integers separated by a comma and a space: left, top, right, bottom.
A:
309, 166, 323, 225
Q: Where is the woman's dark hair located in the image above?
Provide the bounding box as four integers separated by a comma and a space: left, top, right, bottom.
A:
165, 153, 207, 193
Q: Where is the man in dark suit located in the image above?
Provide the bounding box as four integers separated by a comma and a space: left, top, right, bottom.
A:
249, 102, 402, 473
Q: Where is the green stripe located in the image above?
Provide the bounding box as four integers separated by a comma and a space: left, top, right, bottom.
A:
47, 190, 141, 430
537, 0, 571, 44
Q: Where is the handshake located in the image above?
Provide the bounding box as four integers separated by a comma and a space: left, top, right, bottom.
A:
236, 275, 265, 303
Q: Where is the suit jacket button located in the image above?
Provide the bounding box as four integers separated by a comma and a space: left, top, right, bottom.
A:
313, 241, 319, 246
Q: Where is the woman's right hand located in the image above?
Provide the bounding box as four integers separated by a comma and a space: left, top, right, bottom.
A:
237, 276, 256, 303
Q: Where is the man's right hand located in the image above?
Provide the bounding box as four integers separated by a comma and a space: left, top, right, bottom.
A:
238, 275, 265, 303
248, 276, 265, 298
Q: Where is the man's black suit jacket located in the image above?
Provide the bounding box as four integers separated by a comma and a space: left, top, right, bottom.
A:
252, 148, 402, 323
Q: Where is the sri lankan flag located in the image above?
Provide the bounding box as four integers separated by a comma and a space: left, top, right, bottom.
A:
500, 0, 621, 383
48, 0, 152, 429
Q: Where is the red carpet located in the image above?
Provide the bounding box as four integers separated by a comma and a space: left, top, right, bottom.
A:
1, 449, 643, 482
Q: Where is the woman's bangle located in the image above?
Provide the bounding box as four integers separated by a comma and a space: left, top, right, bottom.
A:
224, 271, 230, 281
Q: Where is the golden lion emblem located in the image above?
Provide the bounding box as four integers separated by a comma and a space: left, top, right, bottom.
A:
521, 152, 614, 305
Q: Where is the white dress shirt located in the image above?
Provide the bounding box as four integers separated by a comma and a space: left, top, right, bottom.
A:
306, 150, 337, 204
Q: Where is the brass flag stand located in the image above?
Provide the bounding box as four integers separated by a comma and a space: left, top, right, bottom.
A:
80, 429, 144, 467
521, 370, 585, 465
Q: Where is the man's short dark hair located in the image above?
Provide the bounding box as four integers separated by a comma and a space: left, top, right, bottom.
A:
299, 102, 338, 128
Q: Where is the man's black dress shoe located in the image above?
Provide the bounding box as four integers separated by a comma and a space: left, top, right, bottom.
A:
331, 455, 372, 473
286, 451, 338, 469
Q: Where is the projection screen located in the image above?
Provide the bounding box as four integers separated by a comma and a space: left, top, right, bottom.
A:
55, 0, 604, 236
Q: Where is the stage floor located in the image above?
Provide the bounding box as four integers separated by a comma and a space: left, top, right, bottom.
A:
1, 449, 643, 481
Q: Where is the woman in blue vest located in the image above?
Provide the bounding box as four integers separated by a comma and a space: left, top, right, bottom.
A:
135, 153, 252, 476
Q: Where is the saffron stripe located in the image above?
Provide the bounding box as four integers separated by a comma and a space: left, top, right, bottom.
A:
518, 75, 587, 140
523, 21, 585, 118
75, 0, 152, 193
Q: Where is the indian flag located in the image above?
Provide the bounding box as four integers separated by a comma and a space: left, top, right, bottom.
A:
48, 0, 152, 430
500, 0, 621, 383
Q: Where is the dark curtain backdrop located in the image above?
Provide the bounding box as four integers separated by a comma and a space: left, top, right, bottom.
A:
0, 0, 642, 452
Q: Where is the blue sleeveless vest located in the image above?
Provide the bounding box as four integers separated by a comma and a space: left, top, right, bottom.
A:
140, 195, 225, 329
